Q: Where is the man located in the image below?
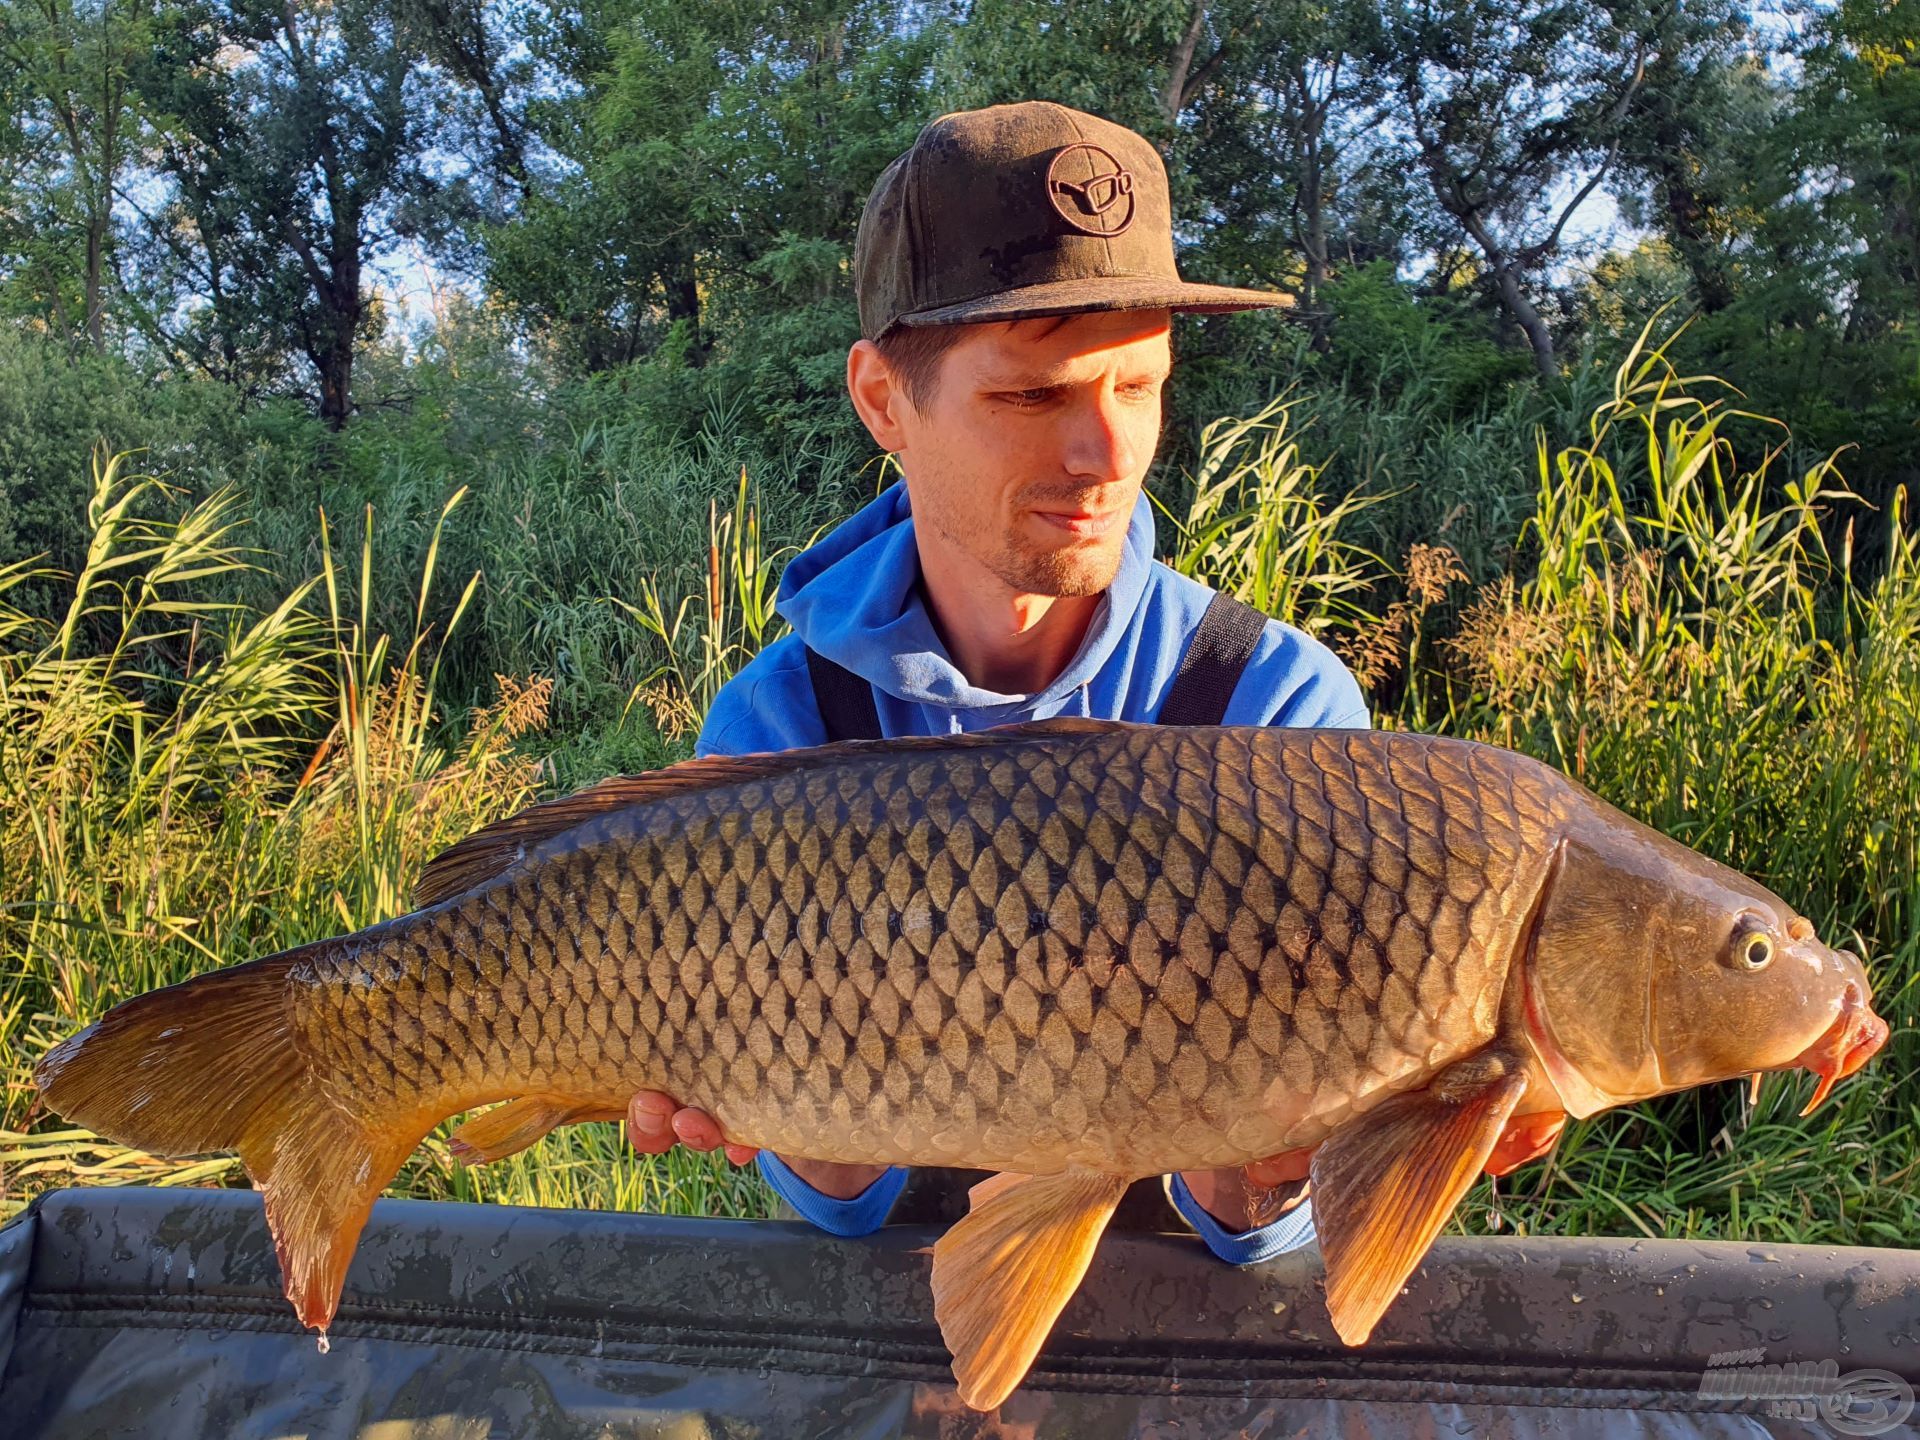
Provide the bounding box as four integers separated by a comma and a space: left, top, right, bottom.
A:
627, 100, 1369, 1262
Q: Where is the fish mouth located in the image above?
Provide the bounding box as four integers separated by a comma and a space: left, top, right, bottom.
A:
1787, 979, 1890, 1117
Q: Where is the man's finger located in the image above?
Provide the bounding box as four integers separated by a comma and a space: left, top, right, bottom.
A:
626, 1091, 680, 1154
671, 1107, 726, 1151
723, 1143, 759, 1166
1243, 1149, 1313, 1188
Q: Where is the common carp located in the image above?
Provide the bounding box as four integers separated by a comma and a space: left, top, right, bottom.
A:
35, 719, 1888, 1409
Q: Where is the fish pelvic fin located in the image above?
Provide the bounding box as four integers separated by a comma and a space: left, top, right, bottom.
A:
449, 1095, 626, 1165
930, 1169, 1130, 1411
1310, 1048, 1531, 1346
33, 946, 435, 1334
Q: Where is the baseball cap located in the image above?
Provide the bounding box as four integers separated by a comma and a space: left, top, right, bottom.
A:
853, 100, 1290, 340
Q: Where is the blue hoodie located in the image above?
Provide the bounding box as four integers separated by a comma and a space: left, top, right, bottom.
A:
696, 480, 1370, 1261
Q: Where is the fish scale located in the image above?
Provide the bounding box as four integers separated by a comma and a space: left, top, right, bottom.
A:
286, 725, 1559, 1175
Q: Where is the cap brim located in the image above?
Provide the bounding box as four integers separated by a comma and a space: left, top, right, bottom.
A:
897, 274, 1292, 328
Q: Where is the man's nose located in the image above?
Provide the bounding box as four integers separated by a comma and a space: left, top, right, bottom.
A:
1061, 387, 1144, 483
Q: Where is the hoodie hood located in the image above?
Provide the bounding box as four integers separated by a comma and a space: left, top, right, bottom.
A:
776, 481, 1156, 720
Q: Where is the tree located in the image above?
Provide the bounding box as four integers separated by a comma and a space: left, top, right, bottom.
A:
486, 0, 938, 377
132, 0, 456, 426
1611, 0, 1777, 316
0, 0, 157, 349
1369, 0, 1653, 376
1177, 0, 1401, 331
938, 0, 1194, 137
397, 0, 535, 215
1791, 0, 1920, 342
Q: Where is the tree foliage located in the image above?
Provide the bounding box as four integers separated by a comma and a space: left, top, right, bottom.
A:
0, 0, 1907, 501
126, 0, 472, 425
0, 0, 159, 347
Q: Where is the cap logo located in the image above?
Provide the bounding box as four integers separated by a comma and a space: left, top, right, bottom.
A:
1046, 143, 1135, 236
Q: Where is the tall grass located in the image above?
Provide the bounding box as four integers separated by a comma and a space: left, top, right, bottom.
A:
1157, 394, 1385, 635
616, 467, 791, 741
2, 323, 1913, 1252
0, 451, 768, 1219
229, 405, 870, 735
1434, 324, 1919, 1244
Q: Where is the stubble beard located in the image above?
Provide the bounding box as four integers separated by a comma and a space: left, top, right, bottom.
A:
984, 530, 1125, 597
912, 471, 1132, 598
916, 490, 1127, 598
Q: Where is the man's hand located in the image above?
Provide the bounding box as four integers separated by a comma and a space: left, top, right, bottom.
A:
628, 1091, 1311, 1224
1178, 1153, 1312, 1232
626, 1091, 758, 1165
626, 1091, 889, 1199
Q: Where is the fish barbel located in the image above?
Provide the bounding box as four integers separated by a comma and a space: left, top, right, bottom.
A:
34, 718, 1888, 1409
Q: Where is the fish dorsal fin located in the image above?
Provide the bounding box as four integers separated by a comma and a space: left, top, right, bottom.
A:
414, 760, 796, 906
1309, 1048, 1530, 1345
414, 718, 1136, 908
982, 715, 1122, 738
930, 1169, 1130, 1410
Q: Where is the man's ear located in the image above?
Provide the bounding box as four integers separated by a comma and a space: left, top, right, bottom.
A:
847, 339, 915, 452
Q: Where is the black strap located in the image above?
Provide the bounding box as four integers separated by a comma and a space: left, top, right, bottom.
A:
805, 644, 883, 742
807, 590, 1264, 739
1156, 591, 1266, 726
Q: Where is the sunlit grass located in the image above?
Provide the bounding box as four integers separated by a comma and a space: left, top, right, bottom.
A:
0, 450, 768, 1219
1432, 319, 1920, 1245
2, 320, 1914, 1251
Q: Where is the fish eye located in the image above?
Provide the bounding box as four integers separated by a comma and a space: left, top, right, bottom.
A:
1732, 925, 1774, 971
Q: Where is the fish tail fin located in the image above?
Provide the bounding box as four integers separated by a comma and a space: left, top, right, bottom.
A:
34, 948, 433, 1332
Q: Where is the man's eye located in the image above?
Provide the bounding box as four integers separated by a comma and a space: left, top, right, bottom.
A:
1004, 388, 1054, 406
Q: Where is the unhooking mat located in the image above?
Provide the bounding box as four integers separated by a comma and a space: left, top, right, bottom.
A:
1, 1186, 1915, 1438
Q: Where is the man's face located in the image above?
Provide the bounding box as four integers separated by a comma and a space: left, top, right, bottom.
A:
885, 310, 1172, 598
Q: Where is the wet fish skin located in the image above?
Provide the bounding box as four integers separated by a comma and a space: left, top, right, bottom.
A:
293, 723, 1556, 1174
32, 718, 1886, 1410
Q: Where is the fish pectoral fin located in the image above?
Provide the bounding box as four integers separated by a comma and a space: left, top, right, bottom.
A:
448, 1096, 626, 1165
930, 1169, 1130, 1412
1310, 1049, 1530, 1347
1484, 1109, 1567, 1178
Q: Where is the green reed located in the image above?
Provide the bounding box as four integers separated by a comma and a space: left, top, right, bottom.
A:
0, 451, 768, 1219
3, 319, 1913, 1250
